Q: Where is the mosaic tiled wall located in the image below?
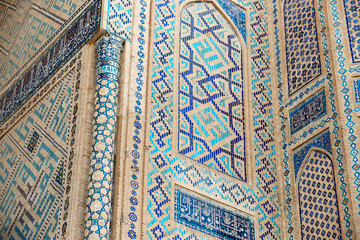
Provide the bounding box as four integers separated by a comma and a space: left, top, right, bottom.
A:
0, 0, 94, 89
293, 131, 332, 179
0, 53, 80, 240
289, 90, 327, 135
343, 0, 360, 62
106, 0, 133, 41
174, 188, 255, 240
0, 0, 101, 238
0, 0, 101, 135
298, 150, 342, 240
284, 0, 321, 95
332, 0, 360, 234
145, 0, 280, 239
178, 2, 246, 181
272, 0, 358, 236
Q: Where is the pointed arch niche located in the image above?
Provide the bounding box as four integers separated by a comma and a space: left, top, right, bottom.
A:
297, 150, 342, 239
176, 0, 248, 182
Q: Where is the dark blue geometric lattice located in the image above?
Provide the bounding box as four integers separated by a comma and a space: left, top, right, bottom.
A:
298, 151, 342, 240
151, 109, 171, 148
178, 2, 246, 181
343, 0, 360, 62
284, 0, 321, 95
293, 130, 332, 179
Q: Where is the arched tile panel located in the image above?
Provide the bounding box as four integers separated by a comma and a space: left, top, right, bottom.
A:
178, 2, 246, 181
298, 150, 342, 239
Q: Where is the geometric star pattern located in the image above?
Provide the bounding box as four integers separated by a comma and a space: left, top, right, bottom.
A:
178, 2, 246, 181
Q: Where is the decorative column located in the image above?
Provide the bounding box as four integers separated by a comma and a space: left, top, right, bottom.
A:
84, 33, 123, 240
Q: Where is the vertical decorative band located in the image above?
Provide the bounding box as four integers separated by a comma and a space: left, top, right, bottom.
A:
84, 33, 123, 240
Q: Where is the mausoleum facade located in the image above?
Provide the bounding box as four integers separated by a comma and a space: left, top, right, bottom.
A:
0, 0, 359, 239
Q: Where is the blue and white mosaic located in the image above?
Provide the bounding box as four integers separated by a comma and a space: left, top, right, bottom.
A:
298, 151, 342, 239
121, 0, 149, 238
293, 130, 332, 180
353, 79, 360, 103
84, 34, 123, 240
106, 0, 133, 41
343, 0, 360, 62
290, 90, 326, 134
178, 2, 246, 181
274, 0, 356, 235
216, 0, 246, 42
175, 188, 255, 240
284, 0, 321, 95
0, 56, 79, 239
148, 0, 280, 239
0, 0, 101, 132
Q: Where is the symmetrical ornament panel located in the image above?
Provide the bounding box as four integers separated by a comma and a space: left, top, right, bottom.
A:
343, 0, 360, 62
178, 2, 246, 181
148, 0, 280, 239
293, 130, 332, 179
274, 0, 356, 235
290, 90, 326, 134
175, 188, 255, 240
0, 58, 79, 239
284, 0, 321, 95
298, 150, 342, 239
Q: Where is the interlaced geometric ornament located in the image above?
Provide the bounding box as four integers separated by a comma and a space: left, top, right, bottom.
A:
343, 0, 360, 62
284, 0, 321, 95
178, 2, 246, 181
298, 151, 342, 240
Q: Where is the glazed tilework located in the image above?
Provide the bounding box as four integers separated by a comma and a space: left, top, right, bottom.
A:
284, 0, 322, 95
106, 0, 133, 41
178, 2, 246, 181
273, 0, 356, 236
0, 56, 78, 239
343, 0, 360, 62
298, 151, 341, 239
216, 0, 246, 42
174, 158, 256, 207
148, 0, 280, 239
118, 0, 149, 238
289, 90, 326, 134
84, 34, 122, 240
174, 188, 255, 240
0, 0, 92, 88
293, 131, 332, 180
332, 0, 360, 229
0, 0, 101, 133
353, 79, 360, 103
